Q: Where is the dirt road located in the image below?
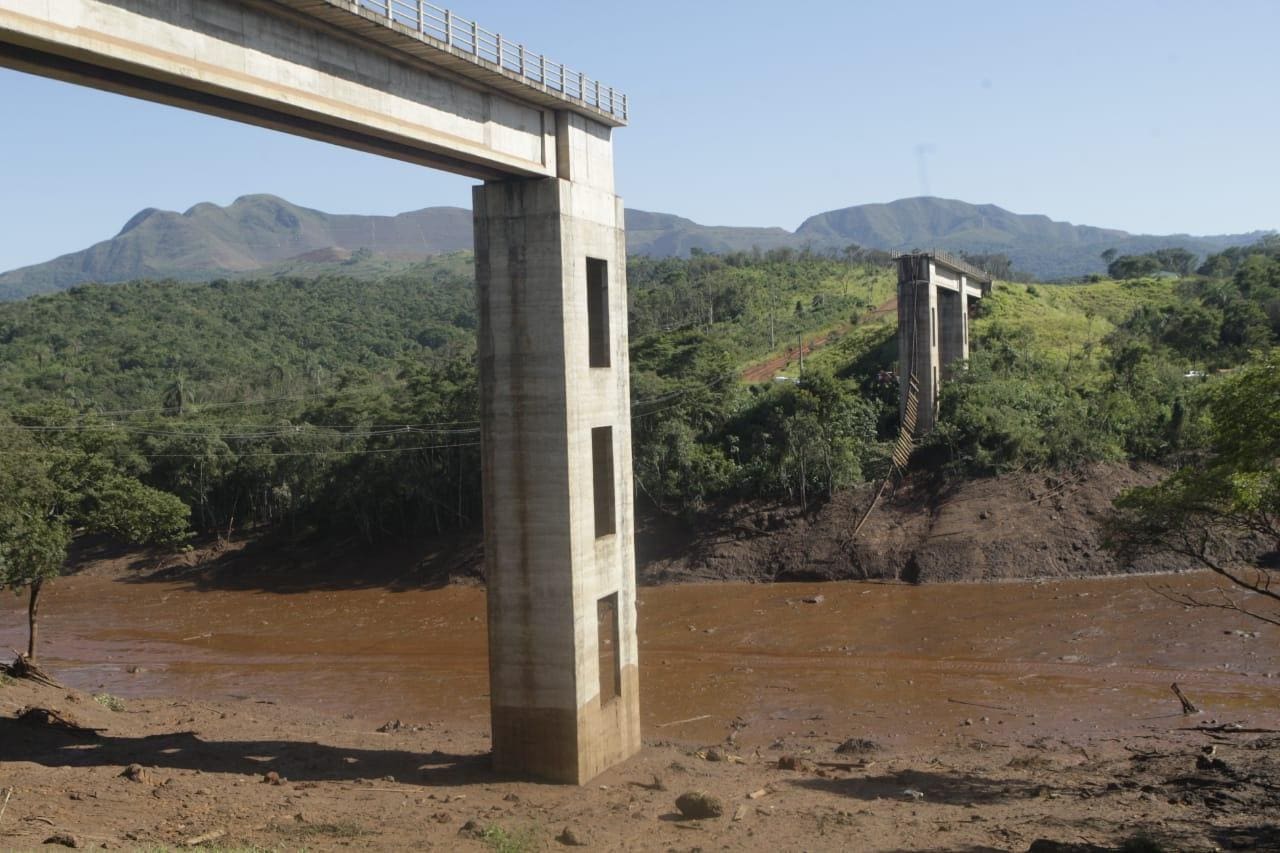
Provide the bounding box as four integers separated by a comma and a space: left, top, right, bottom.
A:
739, 296, 897, 384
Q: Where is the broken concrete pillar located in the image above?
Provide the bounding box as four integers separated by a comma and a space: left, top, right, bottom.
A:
896, 252, 993, 437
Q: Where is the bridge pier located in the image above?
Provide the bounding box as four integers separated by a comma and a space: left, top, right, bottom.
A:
473, 114, 640, 784
896, 252, 992, 435
1, 0, 641, 786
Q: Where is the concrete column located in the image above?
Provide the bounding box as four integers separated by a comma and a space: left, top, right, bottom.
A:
472, 112, 640, 784
898, 257, 940, 434
938, 285, 964, 379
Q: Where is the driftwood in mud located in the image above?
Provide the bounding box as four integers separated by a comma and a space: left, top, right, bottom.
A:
4, 652, 61, 688
1180, 724, 1280, 734
15, 706, 102, 738
1171, 682, 1200, 715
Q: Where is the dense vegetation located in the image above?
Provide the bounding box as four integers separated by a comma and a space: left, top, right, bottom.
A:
1107, 353, 1279, 625
927, 238, 1280, 477
0, 250, 894, 551
1, 237, 1278, 627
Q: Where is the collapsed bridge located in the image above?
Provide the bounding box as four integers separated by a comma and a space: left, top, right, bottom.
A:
895, 250, 993, 436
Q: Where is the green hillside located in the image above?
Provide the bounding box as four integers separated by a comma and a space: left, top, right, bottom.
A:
0, 250, 895, 541
796, 197, 1268, 281
0, 196, 475, 299
0, 253, 478, 411
0, 238, 1273, 549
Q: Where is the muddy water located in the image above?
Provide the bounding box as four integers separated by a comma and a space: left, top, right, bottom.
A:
2, 571, 1277, 750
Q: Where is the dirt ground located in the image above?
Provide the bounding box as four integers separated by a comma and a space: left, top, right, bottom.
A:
2, 676, 1278, 852
640, 462, 1220, 585
3, 460, 1277, 851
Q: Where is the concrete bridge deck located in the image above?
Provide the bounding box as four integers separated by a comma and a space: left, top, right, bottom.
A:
0, 0, 624, 178
312, 0, 627, 124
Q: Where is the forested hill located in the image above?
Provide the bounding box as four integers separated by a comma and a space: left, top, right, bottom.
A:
0, 251, 888, 414
1, 195, 1269, 298
0, 236, 1274, 555
0, 195, 475, 298
0, 250, 895, 543
794, 198, 1267, 280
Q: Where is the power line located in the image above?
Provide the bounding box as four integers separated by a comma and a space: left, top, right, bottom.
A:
0, 440, 482, 459
3, 371, 742, 439
88, 383, 401, 417
0, 423, 482, 438
0, 369, 746, 455
630, 371, 739, 417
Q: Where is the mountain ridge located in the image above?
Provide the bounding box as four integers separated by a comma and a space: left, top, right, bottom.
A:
0, 194, 1270, 298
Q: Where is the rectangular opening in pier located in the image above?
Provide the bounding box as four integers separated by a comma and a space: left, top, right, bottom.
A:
597, 592, 620, 704
592, 425, 615, 537
587, 257, 610, 368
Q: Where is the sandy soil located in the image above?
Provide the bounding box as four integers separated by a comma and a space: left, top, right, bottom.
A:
2, 676, 1278, 852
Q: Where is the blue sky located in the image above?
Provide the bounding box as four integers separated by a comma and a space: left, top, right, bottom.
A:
1, 0, 1278, 272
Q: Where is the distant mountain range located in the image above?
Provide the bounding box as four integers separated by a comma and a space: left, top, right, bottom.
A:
0, 194, 1270, 298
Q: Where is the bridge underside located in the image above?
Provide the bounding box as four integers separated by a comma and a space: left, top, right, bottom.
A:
0, 0, 640, 784
0, 0, 561, 179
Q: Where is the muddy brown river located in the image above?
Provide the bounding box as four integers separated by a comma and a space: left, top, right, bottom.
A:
2, 570, 1277, 750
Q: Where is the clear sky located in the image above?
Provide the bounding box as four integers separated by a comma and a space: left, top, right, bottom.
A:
1, 0, 1277, 272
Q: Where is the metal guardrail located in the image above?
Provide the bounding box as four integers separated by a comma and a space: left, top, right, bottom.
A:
356, 0, 627, 122
893, 249, 994, 288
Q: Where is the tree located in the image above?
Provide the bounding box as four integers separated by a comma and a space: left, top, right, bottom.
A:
162, 374, 194, 416
1108, 350, 1280, 625
960, 252, 1017, 281
1152, 247, 1198, 277
1220, 298, 1273, 352
0, 426, 70, 660
1, 409, 190, 662
1108, 254, 1161, 280
1100, 248, 1119, 268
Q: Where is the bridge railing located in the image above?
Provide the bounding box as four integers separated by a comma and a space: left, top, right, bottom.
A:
360, 0, 627, 122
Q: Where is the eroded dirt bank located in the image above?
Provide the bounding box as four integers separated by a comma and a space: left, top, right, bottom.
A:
641, 462, 1202, 584
47, 462, 1218, 591
2, 568, 1279, 850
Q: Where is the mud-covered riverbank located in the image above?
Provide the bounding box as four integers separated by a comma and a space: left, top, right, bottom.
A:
640, 462, 1218, 584
4, 542, 1279, 849
45, 462, 1230, 593
4, 675, 1279, 852
3, 569, 1278, 745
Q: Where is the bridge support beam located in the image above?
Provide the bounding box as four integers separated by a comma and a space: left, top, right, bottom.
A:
472, 116, 640, 783
898, 264, 941, 434
938, 285, 967, 379
897, 253, 991, 437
